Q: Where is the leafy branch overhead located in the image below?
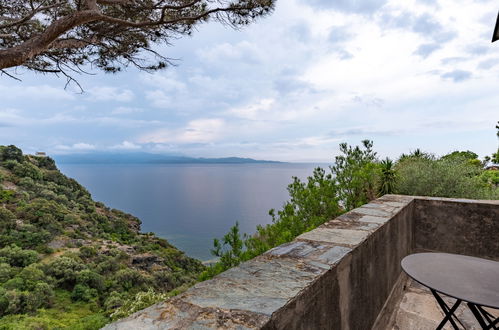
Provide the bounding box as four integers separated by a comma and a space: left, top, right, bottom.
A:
0, 0, 275, 78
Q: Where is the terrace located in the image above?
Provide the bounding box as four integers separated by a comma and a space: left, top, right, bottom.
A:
104, 195, 499, 329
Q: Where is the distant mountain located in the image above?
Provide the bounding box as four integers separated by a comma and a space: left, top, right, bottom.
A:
52, 152, 282, 164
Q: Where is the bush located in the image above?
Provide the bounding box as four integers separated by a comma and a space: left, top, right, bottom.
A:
0, 245, 39, 267
76, 270, 104, 291
44, 257, 86, 287
0, 208, 15, 231
0, 189, 15, 203
113, 269, 146, 291
110, 289, 169, 321
79, 246, 98, 258
104, 291, 125, 312
71, 284, 97, 302
0, 263, 14, 283
25, 282, 54, 312
395, 156, 497, 199
0, 145, 23, 162
13, 162, 43, 181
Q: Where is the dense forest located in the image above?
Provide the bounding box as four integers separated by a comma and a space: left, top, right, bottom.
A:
0, 145, 204, 329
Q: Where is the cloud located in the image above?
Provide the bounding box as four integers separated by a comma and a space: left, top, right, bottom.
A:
380, 11, 457, 44
197, 41, 263, 65
145, 90, 172, 108
304, 0, 387, 14
329, 127, 402, 136
288, 23, 311, 42
440, 70, 472, 82
328, 26, 354, 44
111, 107, 143, 115
466, 44, 489, 55
0, 84, 74, 100
352, 95, 385, 108
139, 119, 225, 144
228, 98, 275, 120
414, 43, 441, 58
326, 26, 356, 60
477, 58, 498, 70
441, 57, 467, 65
86, 86, 134, 102
56, 143, 96, 151
110, 141, 141, 150
140, 71, 186, 92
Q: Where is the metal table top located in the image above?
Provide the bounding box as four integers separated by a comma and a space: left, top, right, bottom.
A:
401, 253, 499, 309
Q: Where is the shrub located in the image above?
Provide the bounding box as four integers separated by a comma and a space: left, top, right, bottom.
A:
44, 257, 86, 287
394, 156, 496, 199
0, 208, 15, 231
13, 162, 43, 181
0, 263, 13, 283
25, 282, 54, 312
76, 270, 104, 291
0, 245, 39, 267
0, 145, 23, 162
113, 269, 146, 291
71, 284, 97, 302
110, 289, 169, 321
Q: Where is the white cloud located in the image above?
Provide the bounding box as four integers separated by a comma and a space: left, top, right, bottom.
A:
145, 90, 172, 108
139, 118, 225, 144
141, 71, 186, 92
111, 107, 143, 115
228, 98, 275, 120
56, 143, 96, 151
0, 84, 74, 100
110, 140, 141, 150
87, 86, 134, 102
197, 41, 263, 64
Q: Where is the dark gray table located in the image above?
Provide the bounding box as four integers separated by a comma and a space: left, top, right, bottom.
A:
401, 253, 499, 330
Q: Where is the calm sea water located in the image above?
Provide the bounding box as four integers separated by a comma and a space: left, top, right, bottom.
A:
57, 163, 322, 260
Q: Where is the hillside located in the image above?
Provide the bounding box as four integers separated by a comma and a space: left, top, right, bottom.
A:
53, 152, 282, 165
0, 145, 204, 329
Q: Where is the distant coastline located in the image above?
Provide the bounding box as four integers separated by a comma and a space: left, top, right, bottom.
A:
53, 152, 283, 165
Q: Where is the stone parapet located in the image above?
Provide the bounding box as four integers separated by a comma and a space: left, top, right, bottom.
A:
104, 195, 499, 330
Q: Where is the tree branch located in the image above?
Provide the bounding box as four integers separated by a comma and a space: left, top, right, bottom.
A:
0, 2, 65, 29
0, 10, 101, 69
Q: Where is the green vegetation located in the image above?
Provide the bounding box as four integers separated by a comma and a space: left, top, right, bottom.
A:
204, 138, 499, 280
1, 133, 497, 327
0, 145, 204, 329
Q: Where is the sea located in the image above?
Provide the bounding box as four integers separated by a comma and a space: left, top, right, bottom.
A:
58, 163, 325, 261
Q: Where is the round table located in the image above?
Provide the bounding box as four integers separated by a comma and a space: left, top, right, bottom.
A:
401, 253, 499, 330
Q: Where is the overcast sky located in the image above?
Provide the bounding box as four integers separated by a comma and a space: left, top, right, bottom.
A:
1, 0, 498, 162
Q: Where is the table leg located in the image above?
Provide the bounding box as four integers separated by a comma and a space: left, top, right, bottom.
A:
467, 303, 499, 330
430, 289, 462, 330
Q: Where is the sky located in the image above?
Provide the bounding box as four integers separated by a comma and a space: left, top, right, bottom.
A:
0, 0, 498, 162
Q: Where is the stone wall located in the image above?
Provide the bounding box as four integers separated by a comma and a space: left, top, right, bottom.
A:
104, 195, 499, 330
414, 197, 499, 260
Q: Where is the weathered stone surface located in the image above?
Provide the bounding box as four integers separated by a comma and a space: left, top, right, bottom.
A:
103, 299, 270, 330
354, 206, 393, 217
297, 228, 369, 246
183, 256, 324, 316
358, 215, 389, 224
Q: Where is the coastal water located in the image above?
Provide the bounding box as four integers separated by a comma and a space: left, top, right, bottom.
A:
58, 163, 322, 260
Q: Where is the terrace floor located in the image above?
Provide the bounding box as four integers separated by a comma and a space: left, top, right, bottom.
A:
391, 278, 499, 330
